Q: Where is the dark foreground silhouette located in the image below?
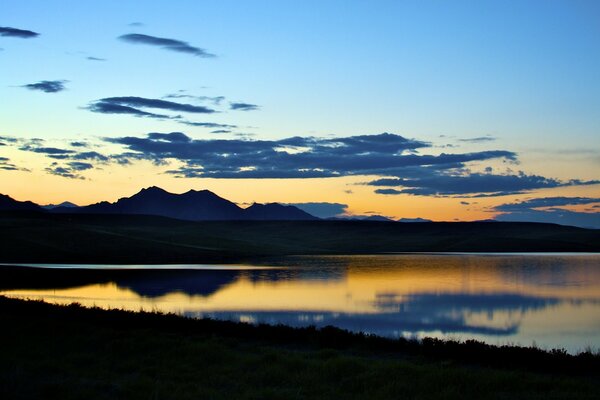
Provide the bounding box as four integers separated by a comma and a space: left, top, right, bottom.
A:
0, 296, 598, 400
1, 211, 599, 263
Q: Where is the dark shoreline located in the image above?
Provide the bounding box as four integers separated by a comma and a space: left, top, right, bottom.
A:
1, 296, 598, 373
1, 296, 599, 399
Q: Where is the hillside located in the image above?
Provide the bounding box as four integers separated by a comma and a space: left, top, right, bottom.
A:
0, 211, 598, 264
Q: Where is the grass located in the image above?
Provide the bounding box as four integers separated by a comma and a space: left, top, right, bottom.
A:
1, 211, 599, 264
1, 296, 599, 399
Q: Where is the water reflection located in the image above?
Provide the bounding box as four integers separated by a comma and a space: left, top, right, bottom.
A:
1, 254, 599, 353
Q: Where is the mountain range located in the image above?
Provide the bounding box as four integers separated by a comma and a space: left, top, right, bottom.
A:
0, 186, 318, 221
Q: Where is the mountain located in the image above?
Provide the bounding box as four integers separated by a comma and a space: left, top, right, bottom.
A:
52, 186, 317, 221
243, 203, 319, 220
398, 217, 432, 223
362, 215, 394, 222
0, 194, 42, 212
42, 201, 78, 210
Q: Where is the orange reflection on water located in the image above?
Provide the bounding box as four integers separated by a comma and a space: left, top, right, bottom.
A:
2, 254, 600, 352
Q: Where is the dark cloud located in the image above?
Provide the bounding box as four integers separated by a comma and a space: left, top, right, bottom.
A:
0, 157, 29, 172
71, 151, 110, 162
368, 172, 582, 197
68, 161, 94, 171
230, 102, 260, 111
0, 136, 18, 144
289, 202, 348, 219
91, 96, 216, 114
86, 56, 106, 61
459, 136, 496, 143
44, 164, 84, 180
128, 22, 144, 27
22, 80, 67, 93
179, 121, 237, 129
494, 197, 600, 212
118, 33, 215, 57
19, 145, 75, 157
0, 26, 39, 38
495, 208, 600, 229
103, 131, 519, 179
210, 130, 231, 134
88, 102, 170, 119
70, 141, 88, 148
492, 197, 600, 228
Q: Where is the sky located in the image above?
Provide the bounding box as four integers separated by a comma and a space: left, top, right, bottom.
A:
1, 0, 599, 226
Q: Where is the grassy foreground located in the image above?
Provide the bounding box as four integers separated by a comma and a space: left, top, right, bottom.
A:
0, 297, 599, 399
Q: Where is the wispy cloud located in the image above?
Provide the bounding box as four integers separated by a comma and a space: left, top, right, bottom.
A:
0, 26, 39, 38
90, 96, 216, 114
163, 93, 225, 105
22, 80, 68, 93
118, 33, 215, 57
368, 171, 594, 197
86, 56, 106, 61
458, 136, 496, 143
493, 197, 600, 212
230, 102, 260, 111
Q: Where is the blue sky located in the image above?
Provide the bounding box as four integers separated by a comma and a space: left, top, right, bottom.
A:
1, 0, 599, 226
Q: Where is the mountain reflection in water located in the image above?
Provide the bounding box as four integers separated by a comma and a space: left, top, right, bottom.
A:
1, 254, 599, 353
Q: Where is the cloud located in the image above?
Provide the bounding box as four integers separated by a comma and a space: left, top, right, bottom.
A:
90, 96, 216, 114
70, 151, 110, 162
163, 94, 225, 105
495, 208, 600, 229
180, 121, 237, 129
22, 80, 67, 93
103, 131, 520, 180
87, 102, 170, 119
18, 145, 75, 159
128, 22, 144, 27
211, 130, 231, 134
68, 161, 94, 171
70, 141, 88, 148
0, 157, 29, 172
289, 202, 348, 219
492, 197, 600, 228
44, 164, 85, 180
86, 56, 106, 61
367, 171, 589, 197
494, 197, 600, 212
118, 33, 215, 57
458, 136, 496, 143
230, 102, 260, 111
0, 26, 39, 38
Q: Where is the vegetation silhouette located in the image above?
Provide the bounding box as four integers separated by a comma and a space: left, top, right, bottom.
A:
0, 296, 598, 400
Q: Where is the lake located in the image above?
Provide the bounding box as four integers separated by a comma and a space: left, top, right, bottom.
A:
2, 254, 599, 353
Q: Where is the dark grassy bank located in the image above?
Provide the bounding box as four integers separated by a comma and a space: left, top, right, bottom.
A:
0, 296, 599, 400
1, 211, 599, 263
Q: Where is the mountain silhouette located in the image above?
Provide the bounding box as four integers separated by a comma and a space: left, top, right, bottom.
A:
244, 203, 318, 220
52, 186, 317, 221
42, 201, 78, 210
0, 194, 42, 212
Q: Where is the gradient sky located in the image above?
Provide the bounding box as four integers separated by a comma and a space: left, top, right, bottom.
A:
1, 0, 599, 225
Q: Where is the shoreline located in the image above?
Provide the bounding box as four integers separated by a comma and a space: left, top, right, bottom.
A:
2, 296, 599, 399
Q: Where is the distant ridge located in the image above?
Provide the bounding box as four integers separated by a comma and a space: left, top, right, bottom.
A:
52, 186, 317, 221
0, 194, 41, 212
398, 218, 432, 223
42, 201, 78, 210
244, 203, 318, 221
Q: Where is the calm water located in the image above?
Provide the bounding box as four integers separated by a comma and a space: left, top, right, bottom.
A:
2, 254, 600, 353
